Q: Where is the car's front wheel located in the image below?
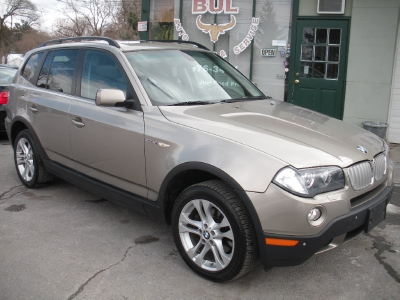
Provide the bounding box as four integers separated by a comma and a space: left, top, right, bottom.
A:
172, 180, 258, 282
14, 130, 53, 188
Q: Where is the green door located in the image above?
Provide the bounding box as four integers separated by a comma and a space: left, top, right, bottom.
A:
290, 19, 349, 119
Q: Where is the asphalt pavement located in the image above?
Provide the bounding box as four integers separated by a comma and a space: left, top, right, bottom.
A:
0, 133, 399, 300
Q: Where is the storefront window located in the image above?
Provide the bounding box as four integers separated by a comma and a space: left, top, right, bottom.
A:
150, 0, 174, 40
170, 0, 293, 100
252, 0, 293, 101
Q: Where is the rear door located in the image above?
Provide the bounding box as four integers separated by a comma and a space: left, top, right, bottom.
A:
69, 49, 148, 198
19, 49, 77, 168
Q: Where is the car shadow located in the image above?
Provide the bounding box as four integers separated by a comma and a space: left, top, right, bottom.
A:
0, 132, 9, 143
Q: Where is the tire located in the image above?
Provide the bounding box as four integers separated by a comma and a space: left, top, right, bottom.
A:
171, 180, 259, 282
14, 130, 53, 188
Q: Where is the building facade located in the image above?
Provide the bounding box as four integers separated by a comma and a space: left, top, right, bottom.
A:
139, 0, 400, 142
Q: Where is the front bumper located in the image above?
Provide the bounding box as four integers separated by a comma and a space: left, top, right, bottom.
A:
261, 184, 393, 267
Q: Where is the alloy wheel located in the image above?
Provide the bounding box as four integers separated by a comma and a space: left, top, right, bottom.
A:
16, 137, 35, 182
178, 199, 235, 272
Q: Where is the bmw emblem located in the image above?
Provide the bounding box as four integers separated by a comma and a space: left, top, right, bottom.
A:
357, 145, 368, 154
203, 231, 210, 239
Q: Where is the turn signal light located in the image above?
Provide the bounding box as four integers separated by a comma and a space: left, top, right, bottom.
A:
0, 91, 8, 105
265, 238, 299, 246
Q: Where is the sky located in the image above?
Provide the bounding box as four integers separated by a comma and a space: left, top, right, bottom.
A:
31, 0, 65, 32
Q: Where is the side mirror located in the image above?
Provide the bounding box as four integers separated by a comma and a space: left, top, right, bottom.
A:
95, 89, 141, 110
95, 89, 125, 107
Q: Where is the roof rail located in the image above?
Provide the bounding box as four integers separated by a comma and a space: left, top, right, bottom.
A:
145, 40, 209, 51
38, 36, 120, 48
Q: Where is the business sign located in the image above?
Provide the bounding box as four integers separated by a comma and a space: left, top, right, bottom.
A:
138, 21, 147, 32
192, 0, 239, 14
174, 19, 189, 41
234, 18, 259, 55
261, 48, 277, 57
196, 15, 236, 43
173, 0, 259, 57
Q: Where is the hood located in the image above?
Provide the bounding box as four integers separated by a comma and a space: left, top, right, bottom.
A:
158, 100, 384, 168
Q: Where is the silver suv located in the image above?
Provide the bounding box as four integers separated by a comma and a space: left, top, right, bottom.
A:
6, 37, 393, 282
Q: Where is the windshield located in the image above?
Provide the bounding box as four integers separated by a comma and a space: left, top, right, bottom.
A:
124, 50, 265, 106
0, 68, 17, 84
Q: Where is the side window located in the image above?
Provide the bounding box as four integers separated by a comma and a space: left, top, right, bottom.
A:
81, 50, 128, 100
46, 49, 79, 94
22, 52, 44, 84
36, 51, 53, 88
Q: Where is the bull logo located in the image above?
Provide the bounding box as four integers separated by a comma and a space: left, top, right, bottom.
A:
196, 15, 236, 43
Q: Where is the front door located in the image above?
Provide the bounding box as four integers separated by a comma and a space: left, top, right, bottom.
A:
290, 19, 349, 119
69, 49, 148, 199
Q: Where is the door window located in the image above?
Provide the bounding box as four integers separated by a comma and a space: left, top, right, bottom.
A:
36, 51, 53, 89
300, 28, 341, 79
80, 50, 128, 100
36, 49, 79, 94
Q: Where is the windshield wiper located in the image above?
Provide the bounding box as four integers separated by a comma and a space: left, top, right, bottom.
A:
220, 96, 266, 103
168, 101, 215, 106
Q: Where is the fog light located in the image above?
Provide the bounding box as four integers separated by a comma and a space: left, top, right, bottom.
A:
308, 208, 322, 222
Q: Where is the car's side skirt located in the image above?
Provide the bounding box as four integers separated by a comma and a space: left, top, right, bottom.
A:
43, 159, 164, 221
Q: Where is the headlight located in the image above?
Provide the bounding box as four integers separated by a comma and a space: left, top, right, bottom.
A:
273, 166, 345, 198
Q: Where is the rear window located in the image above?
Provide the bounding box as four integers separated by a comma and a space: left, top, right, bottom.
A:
0, 68, 17, 84
22, 52, 44, 84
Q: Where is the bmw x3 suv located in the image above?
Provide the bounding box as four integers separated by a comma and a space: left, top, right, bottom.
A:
5, 37, 393, 282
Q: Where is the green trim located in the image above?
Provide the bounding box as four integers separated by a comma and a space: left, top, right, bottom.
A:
288, 0, 351, 106
249, 0, 256, 81
140, 0, 150, 40
178, 0, 183, 40
179, 0, 183, 21
287, 0, 299, 103
213, 4, 217, 52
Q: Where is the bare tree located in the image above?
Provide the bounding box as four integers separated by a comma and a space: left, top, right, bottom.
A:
13, 30, 52, 53
56, 0, 118, 37
53, 17, 90, 38
53, 0, 141, 40
106, 0, 141, 40
0, 0, 40, 62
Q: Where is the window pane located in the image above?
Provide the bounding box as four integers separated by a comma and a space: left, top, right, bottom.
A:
301, 45, 313, 61
47, 50, 78, 94
22, 52, 44, 83
36, 52, 53, 88
0, 68, 17, 84
301, 62, 312, 77
125, 50, 261, 105
314, 63, 325, 78
81, 50, 128, 100
328, 46, 340, 62
150, 0, 174, 40
329, 29, 341, 44
327, 64, 339, 79
314, 46, 326, 61
316, 28, 327, 44
302, 28, 314, 44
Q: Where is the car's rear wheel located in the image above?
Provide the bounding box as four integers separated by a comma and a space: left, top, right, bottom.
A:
172, 180, 258, 282
14, 130, 53, 188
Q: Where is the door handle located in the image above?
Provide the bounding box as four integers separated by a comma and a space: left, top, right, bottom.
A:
29, 105, 38, 113
72, 118, 85, 128
295, 80, 300, 84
